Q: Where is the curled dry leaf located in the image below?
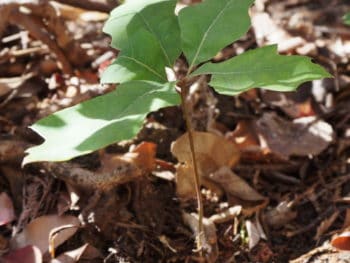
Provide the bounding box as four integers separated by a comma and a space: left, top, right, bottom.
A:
50, 244, 88, 263
182, 213, 218, 263
255, 113, 334, 159
2, 245, 42, 263
10, 215, 80, 254
98, 152, 138, 175
130, 141, 157, 173
56, 184, 80, 215
49, 224, 81, 258
0, 192, 15, 226
227, 120, 260, 151
260, 89, 316, 119
171, 131, 240, 199
76, 245, 102, 261
263, 201, 297, 228
227, 121, 277, 163
208, 166, 265, 202
332, 231, 350, 251
246, 218, 267, 250
97, 141, 157, 183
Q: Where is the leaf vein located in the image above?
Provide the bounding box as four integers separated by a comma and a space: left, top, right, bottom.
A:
119, 55, 166, 81
189, 0, 232, 69
113, 87, 171, 122
137, 12, 171, 65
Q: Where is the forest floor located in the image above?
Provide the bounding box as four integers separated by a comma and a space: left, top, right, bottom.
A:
1, 0, 350, 262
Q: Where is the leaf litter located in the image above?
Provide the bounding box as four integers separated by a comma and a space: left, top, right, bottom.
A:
0, 0, 350, 262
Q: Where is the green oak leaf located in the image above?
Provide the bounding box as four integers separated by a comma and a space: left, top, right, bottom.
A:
101, 30, 168, 83
24, 81, 179, 164
343, 13, 350, 25
178, 0, 253, 70
102, 0, 181, 83
192, 45, 331, 95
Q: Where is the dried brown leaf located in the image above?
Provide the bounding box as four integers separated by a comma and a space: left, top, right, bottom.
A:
246, 218, 267, 250
175, 164, 196, 199
10, 215, 80, 254
227, 120, 260, 151
130, 141, 157, 173
171, 131, 240, 175
208, 166, 265, 201
171, 131, 240, 199
49, 224, 81, 258
2, 245, 42, 263
50, 244, 88, 263
0, 192, 15, 226
332, 231, 350, 251
260, 90, 316, 119
97, 142, 156, 181
255, 113, 334, 159
264, 201, 297, 228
